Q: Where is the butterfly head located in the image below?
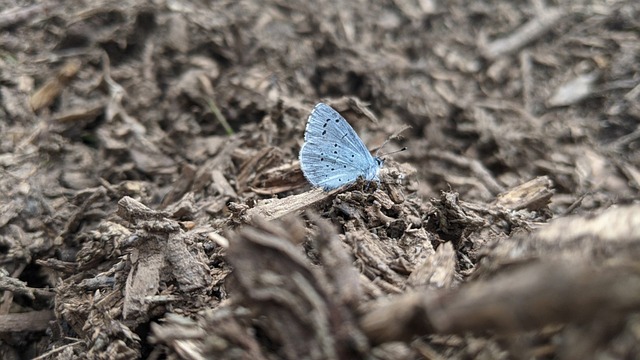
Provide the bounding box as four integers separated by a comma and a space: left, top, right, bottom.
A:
362, 156, 384, 184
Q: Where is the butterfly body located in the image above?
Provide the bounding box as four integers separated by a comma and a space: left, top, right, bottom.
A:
299, 103, 383, 190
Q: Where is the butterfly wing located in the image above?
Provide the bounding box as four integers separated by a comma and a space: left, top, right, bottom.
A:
299, 103, 380, 190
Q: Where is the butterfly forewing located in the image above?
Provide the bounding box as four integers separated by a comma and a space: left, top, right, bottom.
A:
304, 104, 371, 157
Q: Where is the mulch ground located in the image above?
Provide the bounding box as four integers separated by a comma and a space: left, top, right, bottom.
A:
1, 0, 640, 359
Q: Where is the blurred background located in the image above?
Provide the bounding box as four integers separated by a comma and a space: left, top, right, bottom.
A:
1, 0, 639, 359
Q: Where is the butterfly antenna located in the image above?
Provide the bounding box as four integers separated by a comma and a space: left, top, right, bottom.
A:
379, 147, 407, 158
374, 138, 391, 156
374, 124, 411, 157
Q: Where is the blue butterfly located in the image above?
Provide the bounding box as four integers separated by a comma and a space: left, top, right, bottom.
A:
299, 103, 383, 190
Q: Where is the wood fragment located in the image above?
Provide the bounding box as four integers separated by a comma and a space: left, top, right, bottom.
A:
493, 176, 554, 211
520, 50, 534, 113
534, 204, 640, 247
405, 242, 456, 290
429, 150, 505, 196
361, 261, 640, 344
482, 8, 565, 59
166, 13, 190, 53
547, 72, 600, 107
117, 196, 213, 314
307, 211, 363, 306
246, 187, 343, 221
0, 4, 51, 29
30, 59, 82, 112
53, 104, 104, 123
227, 216, 369, 359
123, 251, 164, 319
160, 164, 196, 208
0, 310, 55, 332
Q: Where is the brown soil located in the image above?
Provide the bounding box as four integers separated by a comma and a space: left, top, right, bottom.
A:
1, 1, 640, 359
